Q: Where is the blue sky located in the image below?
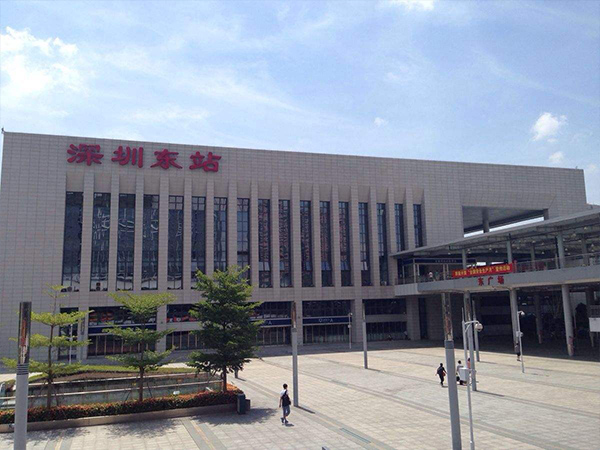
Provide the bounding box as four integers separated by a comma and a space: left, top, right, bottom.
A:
1, 0, 599, 202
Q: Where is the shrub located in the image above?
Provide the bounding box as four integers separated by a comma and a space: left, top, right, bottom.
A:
0, 387, 241, 424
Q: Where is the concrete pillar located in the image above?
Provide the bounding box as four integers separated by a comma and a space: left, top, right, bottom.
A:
158, 177, 169, 292
534, 293, 543, 344
530, 246, 536, 262
561, 284, 575, 356
556, 233, 566, 268
509, 289, 519, 346
271, 184, 280, 294
107, 174, 119, 292
133, 176, 144, 291
543, 209, 550, 220
581, 236, 589, 265
405, 187, 415, 249
586, 287, 595, 347
506, 240, 513, 264
227, 181, 237, 272
441, 293, 462, 449
205, 180, 214, 276
461, 249, 467, 269
482, 208, 490, 233
312, 187, 322, 289
353, 297, 365, 343
250, 182, 259, 287
368, 189, 380, 286
406, 297, 420, 340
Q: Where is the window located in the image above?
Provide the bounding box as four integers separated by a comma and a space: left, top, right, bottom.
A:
168, 196, 184, 289
237, 198, 250, 279
90, 193, 110, 291
366, 321, 407, 341
167, 331, 203, 351
364, 298, 407, 315
414, 204, 424, 248
377, 203, 389, 286
167, 304, 199, 322
214, 197, 228, 271
142, 195, 159, 290
320, 201, 333, 287
279, 200, 292, 287
62, 192, 83, 291
394, 204, 405, 252
300, 200, 313, 287
258, 199, 272, 287
252, 302, 291, 319
116, 194, 135, 290
339, 202, 352, 286
303, 300, 351, 317
358, 202, 371, 286
191, 197, 206, 285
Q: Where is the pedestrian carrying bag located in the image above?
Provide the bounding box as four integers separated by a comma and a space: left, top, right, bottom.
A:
282, 390, 291, 407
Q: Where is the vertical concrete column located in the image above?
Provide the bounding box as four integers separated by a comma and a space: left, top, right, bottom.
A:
107, 174, 120, 292
205, 181, 214, 276
291, 183, 301, 290
349, 186, 361, 289
441, 293, 462, 450
561, 284, 575, 356
586, 287, 595, 347
312, 186, 322, 289
482, 208, 490, 233
386, 187, 397, 284
294, 298, 303, 345
271, 184, 280, 293
462, 249, 467, 269
183, 178, 192, 293
406, 297, 421, 340
404, 187, 415, 249
133, 176, 144, 292
158, 177, 169, 292
509, 289, 519, 346
331, 186, 342, 290
227, 181, 237, 272
506, 239, 513, 264
530, 246, 536, 262
250, 182, 259, 287
556, 233, 566, 268
353, 297, 364, 343
368, 189, 380, 286
534, 293, 543, 344
581, 236, 589, 265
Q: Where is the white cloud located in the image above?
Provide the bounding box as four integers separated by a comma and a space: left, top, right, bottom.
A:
125, 105, 209, 124
548, 151, 564, 165
374, 117, 388, 127
385, 0, 436, 11
531, 112, 567, 142
586, 163, 598, 174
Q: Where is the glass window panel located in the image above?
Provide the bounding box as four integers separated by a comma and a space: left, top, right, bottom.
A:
142, 195, 159, 290
320, 201, 333, 287
90, 193, 111, 291
300, 200, 314, 287
214, 198, 228, 271
258, 199, 272, 287
191, 197, 206, 286
116, 194, 135, 290
279, 200, 292, 287
62, 192, 83, 292
377, 203, 389, 286
359, 202, 371, 286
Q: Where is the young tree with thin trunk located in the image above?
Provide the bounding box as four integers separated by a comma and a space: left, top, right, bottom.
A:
2, 285, 89, 409
188, 266, 261, 391
104, 292, 175, 402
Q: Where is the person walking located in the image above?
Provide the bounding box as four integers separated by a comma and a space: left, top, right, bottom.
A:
279, 383, 291, 424
456, 360, 464, 385
436, 363, 447, 386
515, 342, 521, 361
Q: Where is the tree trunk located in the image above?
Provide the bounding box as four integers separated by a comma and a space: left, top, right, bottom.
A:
139, 367, 144, 402
222, 367, 227, 391
47, 326, 54, 409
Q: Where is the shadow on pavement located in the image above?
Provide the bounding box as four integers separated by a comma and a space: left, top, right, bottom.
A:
104, 417, 182, 439
198, 407, 278, 425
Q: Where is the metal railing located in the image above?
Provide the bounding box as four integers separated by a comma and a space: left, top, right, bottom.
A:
395, 252, 600, 285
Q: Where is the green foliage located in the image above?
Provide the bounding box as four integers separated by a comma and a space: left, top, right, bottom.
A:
108, 350, 173, 372
0, 390, 241, 424
188, 266, 261, 390
107, 292, 176, 324
31, 310, 89, 328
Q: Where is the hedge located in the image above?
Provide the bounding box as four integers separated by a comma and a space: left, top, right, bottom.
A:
0, 388, 241, 424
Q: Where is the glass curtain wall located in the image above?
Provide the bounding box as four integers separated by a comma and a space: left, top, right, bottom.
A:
191, 197, 206, 285
339, 202, 352, 286
116, 194, 135, 290
237, 198, 250, 279
377, 203, 389, 286
258, 199, 272, 287
320, 201, 333, 287
168, 196, 184, 289
300, 200, 314, 287
90, 193, 111, 291
142, 195, 159, 290
279, 199, 292, 287
394, 204, 405, 252
414, 204, 424, 248
358, 202, 371, 286
214, 197, 228, 271
62, 192, 83, 291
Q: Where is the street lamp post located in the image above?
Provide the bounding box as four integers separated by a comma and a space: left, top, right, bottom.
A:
348, 312, 352, 350
462, 318, 483, 450
291, 303, 299, 407
362, 302, 368, 369
14, 302, 32, 450
517, 311, 525, 374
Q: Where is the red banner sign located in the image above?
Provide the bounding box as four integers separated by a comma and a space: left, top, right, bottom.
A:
452, 263, 514, 279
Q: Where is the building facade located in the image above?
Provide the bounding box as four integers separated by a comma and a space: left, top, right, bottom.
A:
0, 132, 589, 359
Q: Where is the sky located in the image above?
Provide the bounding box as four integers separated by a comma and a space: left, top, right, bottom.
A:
1, 0, 599, 203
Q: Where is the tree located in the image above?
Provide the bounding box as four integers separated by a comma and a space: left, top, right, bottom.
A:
2, 285, 89, 409
104, 292, 176, 401
188, 266, 261, 391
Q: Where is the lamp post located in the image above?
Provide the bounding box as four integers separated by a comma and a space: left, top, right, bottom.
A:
348, 312, 352, 350
517, 311, 525, 374
442, 293, 462, 450
291, 302, 299, 407
362, 302, 368, 369
462, 318, 483, 450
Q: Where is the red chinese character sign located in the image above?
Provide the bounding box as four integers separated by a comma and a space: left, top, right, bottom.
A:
67, 144, 222, 172
67, 144, 104, 166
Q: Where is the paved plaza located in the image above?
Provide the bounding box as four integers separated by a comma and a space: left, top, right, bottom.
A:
1, 342, 599, 449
